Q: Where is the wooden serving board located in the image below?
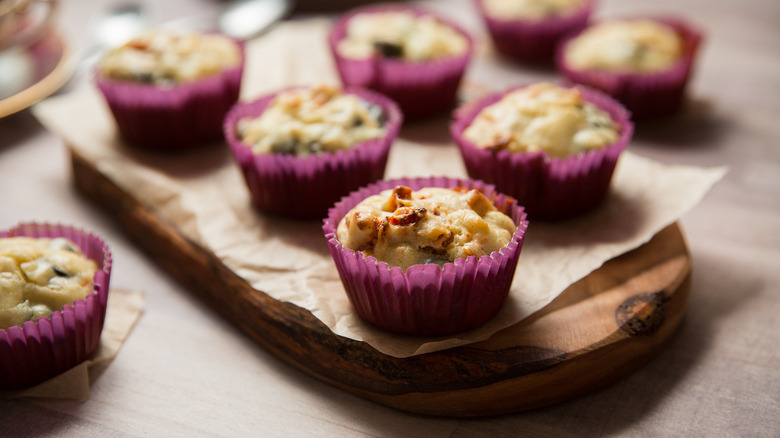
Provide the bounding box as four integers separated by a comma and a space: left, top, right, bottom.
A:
70, 148, 690, 417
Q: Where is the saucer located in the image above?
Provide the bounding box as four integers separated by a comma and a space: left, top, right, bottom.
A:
0, 29, 72, 118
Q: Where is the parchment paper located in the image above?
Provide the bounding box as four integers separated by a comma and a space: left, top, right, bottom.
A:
32, 19, 725, 358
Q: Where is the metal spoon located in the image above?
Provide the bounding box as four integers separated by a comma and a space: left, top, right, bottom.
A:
61, 0, 291, 92
92, 4, 148, 50
218, 0, 292, 40
85, 0, 291, 56
60, 3, 148, 91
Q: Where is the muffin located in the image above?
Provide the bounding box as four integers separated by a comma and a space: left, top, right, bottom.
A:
475, 0, 594, 63
224, 84, 403, 220
323, 177, 528, 336
0, 223, 113, 390
329, 5, 473, 120
451, 82, 633, 220
95, 28, 244, 150
556, 17, 703, 119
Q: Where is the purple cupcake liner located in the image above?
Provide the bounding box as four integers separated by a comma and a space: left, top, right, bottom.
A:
323, 176, 528, 336
475, 0, 594, 63
451, 83, 634, 221
95, 38, 245, 151
555, 16, 703, 119
328, 5, 474, 121
0, 222, 113, 390
224, 86, 403, 220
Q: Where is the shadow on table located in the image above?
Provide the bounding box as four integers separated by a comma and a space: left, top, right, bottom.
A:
475, 249, 760, 436
0, 110, 44, 153
632, 97, 732, 151
398, 112, 456, 147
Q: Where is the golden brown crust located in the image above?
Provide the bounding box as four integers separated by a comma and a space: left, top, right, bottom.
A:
337, 186, 516, 270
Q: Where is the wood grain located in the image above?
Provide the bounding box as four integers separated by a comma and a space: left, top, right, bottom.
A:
70, 147, 690, 417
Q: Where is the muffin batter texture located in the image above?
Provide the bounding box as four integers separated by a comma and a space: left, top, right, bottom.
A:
337, 186, 516, 270
1, 237, 97, 329
98, 29, 242, 85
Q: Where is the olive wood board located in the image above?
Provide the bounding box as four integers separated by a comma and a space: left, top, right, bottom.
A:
69, 147, 691, 417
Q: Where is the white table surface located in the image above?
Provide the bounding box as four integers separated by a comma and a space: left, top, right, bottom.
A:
1, 0, 778, 436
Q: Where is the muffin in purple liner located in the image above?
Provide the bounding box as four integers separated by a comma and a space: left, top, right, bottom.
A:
224, 84, 403, 220
328, 5, 474, 121
451, 82, 633, 221
556, 16, 703, 119
95, 29, 245, 151
323, 176, 528, 336
0, 222, 113, 390
475, 0, 594, 64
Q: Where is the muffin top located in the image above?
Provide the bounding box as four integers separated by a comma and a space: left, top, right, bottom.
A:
462, 82, 620, 158
98, 29, 241, 85
482, 0, 585, 20
237, 85, 387, 157
336, 10, 469, 61
0, 237, 98, 330
563, 19, 682, 72
337, 186, 516, 270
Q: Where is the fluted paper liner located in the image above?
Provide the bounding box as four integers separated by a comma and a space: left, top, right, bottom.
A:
0, 223, 113, 390
328, 5, 474, 120
475, 0, 594, 63
224, 86, 402, 220
451, 83, 634, 220
324, 177, 528, 336
95, 38, 244, 150
556, 16, 703, 119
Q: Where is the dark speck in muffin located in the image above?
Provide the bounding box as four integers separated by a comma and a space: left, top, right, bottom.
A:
272, 140, 298, 155
373, 41, 404, 58
135, 72, 155, 83
52, 267, 70, 278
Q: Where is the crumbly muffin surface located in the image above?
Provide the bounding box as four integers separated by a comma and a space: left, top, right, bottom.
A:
98, 29, 241, 85
0, 237, 97, 330
483, 0, 585, 20
337, 186, 516, 270
463, 82, 620, 158
237, 85, 387, 157
564, 19, 682, 72
337, 10, 468, 61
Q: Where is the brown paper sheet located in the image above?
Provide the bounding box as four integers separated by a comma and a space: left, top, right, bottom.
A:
32, 19, 725, 358
1, 289, 145, 399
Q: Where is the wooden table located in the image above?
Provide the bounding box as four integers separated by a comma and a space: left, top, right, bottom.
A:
1, 0, 778, 435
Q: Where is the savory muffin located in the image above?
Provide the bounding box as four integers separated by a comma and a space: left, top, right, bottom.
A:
475, 0, 593, 63
235, 85, 387, 157
462, 82, 620, 158
337, 185, 516, 270
224, 85, 402, 219
95, 28, 244, 150
562, 19, 683, 73
0, 223, 113, 390
451, 82, 633, 220
0, 237, 97, 329
481, 0, 587, 20
98, 29, 242, 85
336, 10, 469, 61
556, 17, 703, 119
324, 177, 528, 336
329, 5, 473, 120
